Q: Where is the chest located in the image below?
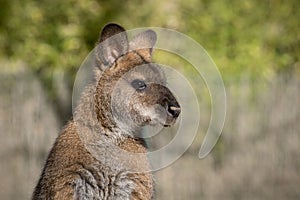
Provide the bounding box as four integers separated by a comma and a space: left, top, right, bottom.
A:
73, 165, 153, 200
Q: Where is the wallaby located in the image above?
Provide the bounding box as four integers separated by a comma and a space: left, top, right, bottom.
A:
32, 23, 180, 200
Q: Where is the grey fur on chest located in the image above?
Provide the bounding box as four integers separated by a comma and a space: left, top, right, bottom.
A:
73, 166, 135, 200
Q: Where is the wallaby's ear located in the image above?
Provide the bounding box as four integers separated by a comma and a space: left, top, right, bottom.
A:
129, 30, 157, 61
96, 23, 129, 69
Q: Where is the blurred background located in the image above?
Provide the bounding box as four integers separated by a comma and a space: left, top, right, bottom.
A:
0, 0, 299, 199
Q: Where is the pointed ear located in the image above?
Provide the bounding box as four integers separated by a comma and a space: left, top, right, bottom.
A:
95, 23, 129, 69
129, 30, 157, 61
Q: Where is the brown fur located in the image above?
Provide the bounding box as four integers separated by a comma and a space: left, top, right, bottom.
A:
32, 23, 180, 200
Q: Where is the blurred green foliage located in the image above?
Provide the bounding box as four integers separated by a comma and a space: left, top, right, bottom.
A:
0, 0, 299, 111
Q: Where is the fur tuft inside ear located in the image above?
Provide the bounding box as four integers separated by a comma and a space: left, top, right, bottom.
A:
95, 23, 129, 70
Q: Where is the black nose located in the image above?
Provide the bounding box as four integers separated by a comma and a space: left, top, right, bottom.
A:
167, 104, 181, 118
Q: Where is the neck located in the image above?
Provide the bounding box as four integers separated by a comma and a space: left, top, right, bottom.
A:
73, 77, 150, 155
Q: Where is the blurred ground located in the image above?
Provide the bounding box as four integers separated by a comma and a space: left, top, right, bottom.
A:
0, 64, 59, 199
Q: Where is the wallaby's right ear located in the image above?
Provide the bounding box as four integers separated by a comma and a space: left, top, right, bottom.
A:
95, 23, 129, 70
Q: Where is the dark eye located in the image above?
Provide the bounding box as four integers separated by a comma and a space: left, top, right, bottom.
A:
131, 79, 147, 91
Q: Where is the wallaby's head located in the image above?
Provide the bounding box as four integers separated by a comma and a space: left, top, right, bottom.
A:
94, 23, 180, 134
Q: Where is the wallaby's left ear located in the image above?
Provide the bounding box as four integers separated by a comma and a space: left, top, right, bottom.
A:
129, 30, 157, 61
95, 23, 129, 70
